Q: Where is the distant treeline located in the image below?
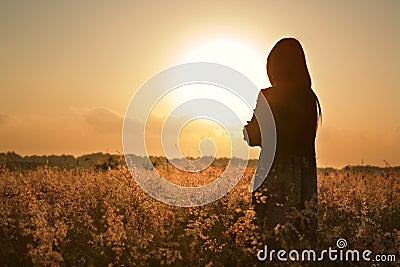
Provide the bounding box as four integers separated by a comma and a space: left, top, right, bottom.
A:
1, 151, 123, 171
1, 152, 399, 173
0, 152, 258, 171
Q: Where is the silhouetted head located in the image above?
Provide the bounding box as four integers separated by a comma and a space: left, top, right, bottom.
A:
267, 38, 311, 88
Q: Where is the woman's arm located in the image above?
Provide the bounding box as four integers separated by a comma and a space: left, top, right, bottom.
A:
243, 92, 263, 146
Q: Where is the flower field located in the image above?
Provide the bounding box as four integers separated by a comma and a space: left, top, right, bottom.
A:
0, 160, 399, 266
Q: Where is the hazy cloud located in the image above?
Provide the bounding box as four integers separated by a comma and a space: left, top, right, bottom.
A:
0, 113, 9, 125
84, 108, 122, 134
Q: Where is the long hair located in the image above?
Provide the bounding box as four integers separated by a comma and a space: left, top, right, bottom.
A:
267, 38, 322, 125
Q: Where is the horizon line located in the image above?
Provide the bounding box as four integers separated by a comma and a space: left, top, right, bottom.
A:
1, 151, 398, 170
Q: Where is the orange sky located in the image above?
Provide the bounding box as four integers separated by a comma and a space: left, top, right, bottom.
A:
1, 1, 399, 168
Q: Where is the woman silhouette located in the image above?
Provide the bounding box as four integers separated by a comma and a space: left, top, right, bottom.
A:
244, 38, 321, 247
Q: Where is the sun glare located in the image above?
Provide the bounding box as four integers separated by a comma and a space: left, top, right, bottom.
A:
145, 37, 267, 159
153, 37, 269, 121
181, 37, 268, 88
151, 83, 252, 125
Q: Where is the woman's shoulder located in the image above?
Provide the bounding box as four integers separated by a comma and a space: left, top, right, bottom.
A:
259, 86, 284, 103
259, 87, 275, 99
260, 87, 273, 94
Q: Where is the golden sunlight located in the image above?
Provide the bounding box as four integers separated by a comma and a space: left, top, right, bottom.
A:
151, 83, 252, 124
146, 83, 254, 158
145, 38, 269, 159
180, 37, 268, 88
